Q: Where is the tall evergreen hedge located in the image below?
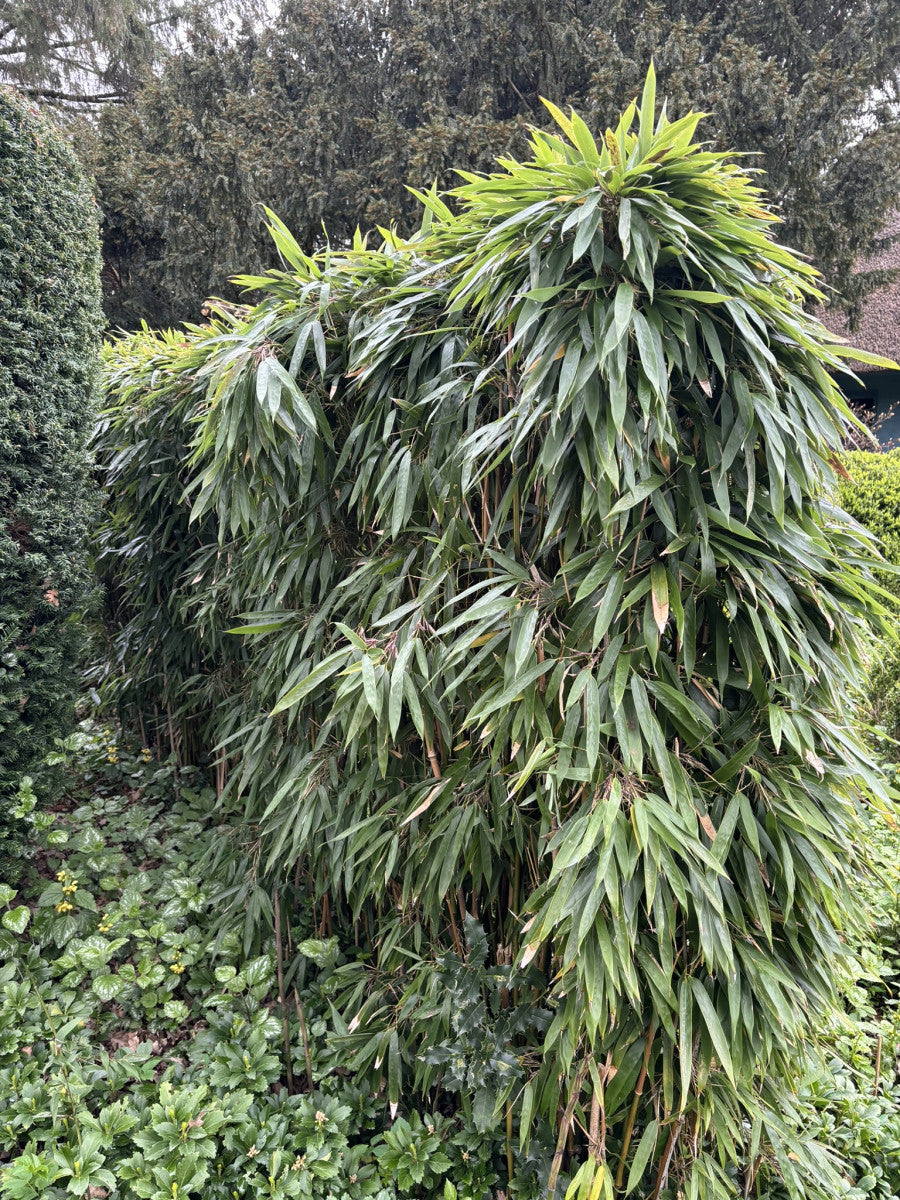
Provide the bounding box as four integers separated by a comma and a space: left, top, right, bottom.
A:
0, 89, 102, 878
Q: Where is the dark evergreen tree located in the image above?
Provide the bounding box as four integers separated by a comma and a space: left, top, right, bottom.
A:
0, 0, 177, 107
90, 0, 900, 328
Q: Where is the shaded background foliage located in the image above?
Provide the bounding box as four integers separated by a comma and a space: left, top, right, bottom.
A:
0, 88, 102, 878
39, 0, 899, 329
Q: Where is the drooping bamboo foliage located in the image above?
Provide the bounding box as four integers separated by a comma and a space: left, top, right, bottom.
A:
95, 69, 896, 1199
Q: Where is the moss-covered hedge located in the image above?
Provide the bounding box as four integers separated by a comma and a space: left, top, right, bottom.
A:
0, 90, 102, 878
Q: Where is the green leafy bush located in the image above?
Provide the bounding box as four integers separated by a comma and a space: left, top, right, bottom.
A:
95, 72, 894, 1197
0, 88, 102, 878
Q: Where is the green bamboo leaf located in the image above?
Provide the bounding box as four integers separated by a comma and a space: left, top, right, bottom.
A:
661, 288, 730, 304
618, 198, 632, 256
392, 449, 412, 538
360, 654, 381, 718
575, 550, 617, 602
638, 59, 657, 150
225, 620, 293, 635
270, 650, 348, 714
625, 1119, 659, 1194
523, 284, 569, 302
584, 674, 600, 770
690, 979, 735, 1084
387, 1029, 401, 1118
678, 978, 693, 1110
614, 282, 634, 341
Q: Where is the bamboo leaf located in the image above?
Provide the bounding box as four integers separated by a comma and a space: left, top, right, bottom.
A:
650, 561, 669, 633
690, 979, 735, 1084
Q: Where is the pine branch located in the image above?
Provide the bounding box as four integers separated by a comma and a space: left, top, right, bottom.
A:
19, 86, 124, 104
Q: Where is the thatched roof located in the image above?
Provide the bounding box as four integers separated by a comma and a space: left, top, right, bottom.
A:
819, 215, 900, 368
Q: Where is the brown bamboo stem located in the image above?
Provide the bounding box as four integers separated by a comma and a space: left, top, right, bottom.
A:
273, 887, 295, 1094
614, 1018, 657, 1190
548, 1061, 590, 1197
651, 1116, 683, 1200
293, 987, 314, 1092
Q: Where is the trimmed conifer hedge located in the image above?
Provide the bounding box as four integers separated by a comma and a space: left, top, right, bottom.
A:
0, 89, 102, 878
839, 450, 900, 597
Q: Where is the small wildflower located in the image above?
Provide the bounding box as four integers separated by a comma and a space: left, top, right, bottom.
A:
247, 1146, 258, 1158
292, 1155, 305, 1171
170, 962, 185, 974
55, 901, 74, 914
56, 869, 67, 881
315, 1110, 327, 1126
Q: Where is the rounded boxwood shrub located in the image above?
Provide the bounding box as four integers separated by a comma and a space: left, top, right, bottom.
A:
0, 89, 102, 879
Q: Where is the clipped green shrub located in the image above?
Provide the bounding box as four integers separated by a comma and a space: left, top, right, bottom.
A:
0, 89, 102, 878
839, 450, 900, 597
838, 451, 900, 742
97, 72, 893, 1198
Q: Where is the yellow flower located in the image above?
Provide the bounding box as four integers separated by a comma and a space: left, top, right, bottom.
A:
169, 962, 185, 974
55, 901, 74, 914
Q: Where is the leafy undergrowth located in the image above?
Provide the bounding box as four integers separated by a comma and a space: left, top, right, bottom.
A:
4, 730, 900, 1200
0, 730, 507, 1200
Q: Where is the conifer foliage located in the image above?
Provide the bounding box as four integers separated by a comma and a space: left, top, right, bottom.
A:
97, 71, 893, 1198
0, 89, 102, 879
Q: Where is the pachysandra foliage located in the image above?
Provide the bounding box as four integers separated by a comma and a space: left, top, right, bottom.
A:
96, 68, 895, 1198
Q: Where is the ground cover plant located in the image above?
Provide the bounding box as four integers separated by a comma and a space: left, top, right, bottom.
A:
0, 729, 519, 1199
93, 70, 900, 1197
0, 88, 103, 880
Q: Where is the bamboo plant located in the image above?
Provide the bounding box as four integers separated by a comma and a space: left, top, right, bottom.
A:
96, 67, 896, 1200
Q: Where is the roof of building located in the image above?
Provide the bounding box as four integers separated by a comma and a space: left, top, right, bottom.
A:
819, 215, 900, 369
